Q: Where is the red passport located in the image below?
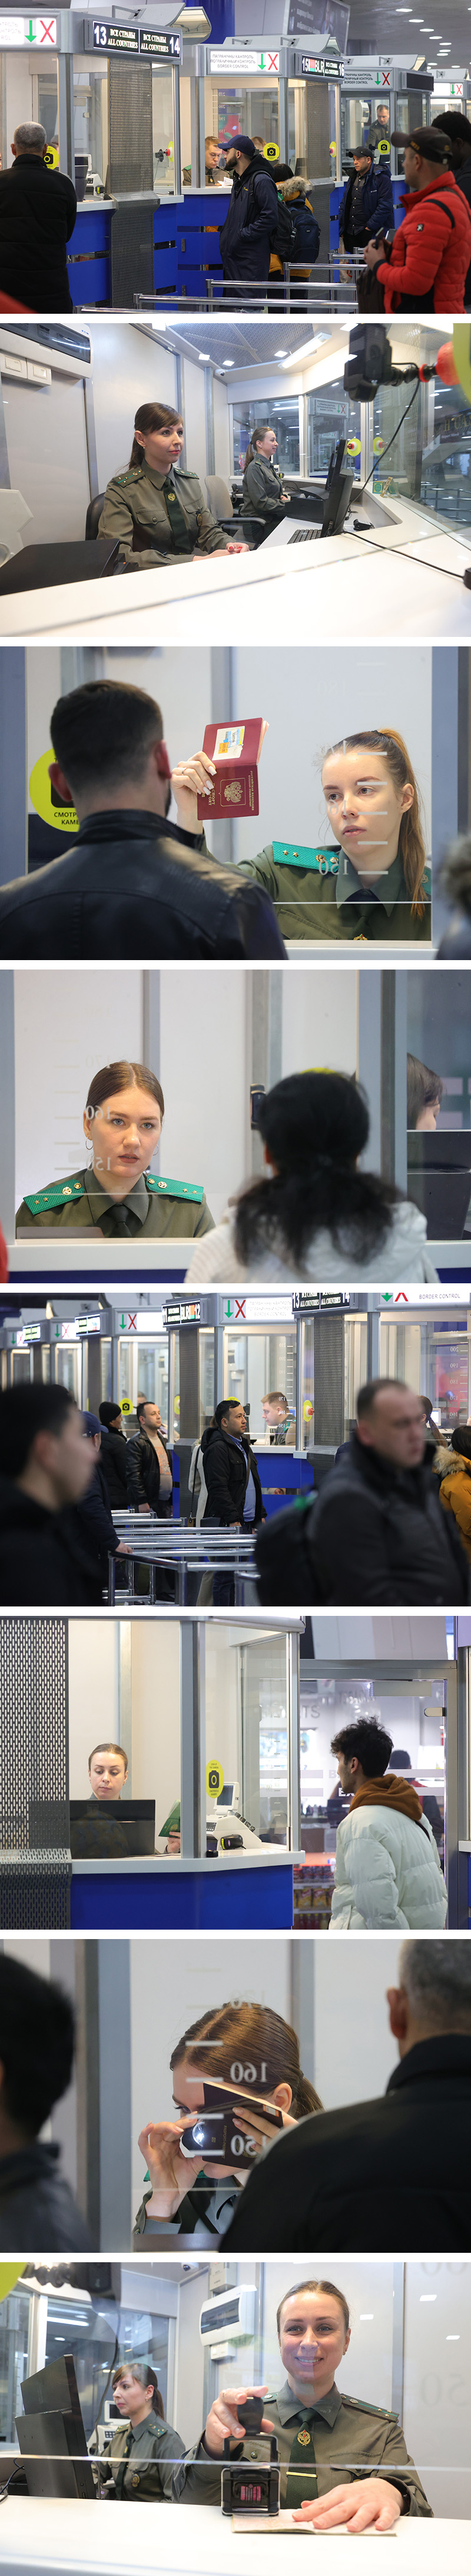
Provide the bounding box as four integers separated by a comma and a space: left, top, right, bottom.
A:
197, 719, 268, 820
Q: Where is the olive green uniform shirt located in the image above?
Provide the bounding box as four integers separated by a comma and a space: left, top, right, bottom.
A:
99, 2410, 185, 2499
236, 842, 432, 944
173, 2380, 432, 2514
241, 456, 289, 516
16, 1165, 214, 1240
98, 462, 231, 572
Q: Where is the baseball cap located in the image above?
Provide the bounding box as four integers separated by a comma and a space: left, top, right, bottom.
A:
227, 134, 256, 157
390, 125, 452, 162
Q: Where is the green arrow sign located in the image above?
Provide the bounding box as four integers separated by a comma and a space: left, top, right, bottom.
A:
25, 20, 35, 41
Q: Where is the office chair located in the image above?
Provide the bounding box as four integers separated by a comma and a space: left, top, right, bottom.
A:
205, 473, 268, 550
0, 489, 33, 565
85, 492, 105, 540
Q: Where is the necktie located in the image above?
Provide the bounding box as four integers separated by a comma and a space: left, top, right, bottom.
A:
161, 475, 194, 555
285, 2419, 319, 2511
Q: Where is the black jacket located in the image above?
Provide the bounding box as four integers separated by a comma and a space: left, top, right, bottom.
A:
0, 155, 77, 312
0, 2142, 92, 2251
99, 1427, 129, 1509
0, 811, 286, 964
0, 1477, 104, 1608
77, 1456, 119, 1578
201, 1424, 264, 1526
219, 155, 278, 280
126, 1431, 173, 1514
223, 2036, 471, 2253
438, 910, 471, 959
255, 1429, 469, 1606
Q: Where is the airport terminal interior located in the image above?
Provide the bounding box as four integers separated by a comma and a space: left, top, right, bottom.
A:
2, 2, 471, 2561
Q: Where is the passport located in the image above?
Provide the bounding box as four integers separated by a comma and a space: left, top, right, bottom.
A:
197, 719, 268, 819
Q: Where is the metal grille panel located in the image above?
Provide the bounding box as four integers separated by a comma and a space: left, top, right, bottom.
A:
109, 59, 153, 195
313, 1314, 345, 1446
0, 1619, 69, 1928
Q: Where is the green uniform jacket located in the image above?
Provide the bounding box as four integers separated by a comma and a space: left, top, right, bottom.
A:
100, 2411, 185, 2500
241, 456, 289, 516
15, 1166, 214, 1240
98, 462, 230, 572
173, 2380, 432, 2514
236, 842, 432, 944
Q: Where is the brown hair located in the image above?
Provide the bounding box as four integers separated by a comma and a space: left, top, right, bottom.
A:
130, 402, 183, 469
407, 1053, 443, 1128
112, 2364, 164, 2418
276, 2280, 350, 2339
170, 2001, 323, 2118
88, 1742, 128, 1769
85, 1063, 164, 1121
244, 424, 275, 471
323, 728, 427, 917
263, 1391, 289, 1406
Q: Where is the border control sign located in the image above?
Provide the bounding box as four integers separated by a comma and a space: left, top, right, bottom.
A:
29, 751, 78, 834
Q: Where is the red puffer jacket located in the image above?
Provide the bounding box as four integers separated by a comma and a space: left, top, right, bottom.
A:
376, 170, 471, 312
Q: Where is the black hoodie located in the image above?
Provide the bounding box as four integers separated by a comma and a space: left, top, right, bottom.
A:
0, 1477, 104, 1608
201, 1424, 264, 1526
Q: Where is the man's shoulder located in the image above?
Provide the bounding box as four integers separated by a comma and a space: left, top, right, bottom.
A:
0, 841, 81, 918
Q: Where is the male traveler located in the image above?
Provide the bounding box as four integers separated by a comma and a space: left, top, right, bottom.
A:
126, 1400, 173, 1516
339, 144, 394, 253
218, 136, 278, 287
0, 121, 76, 314
329, 1714, 447, 1931
223, 1938, 471, 2252
432, 109, 471, 303
173, 2276, 430, 2521
363, 125, 471, 311
254, 1379, 470, 1606
202, 1397, 265, 1604
98, 1402, 129, 1507
0, 1382, 104, 1606
78, 1413, 131, 1592
0, 1954, 92, 2249
0, 682, 286, 964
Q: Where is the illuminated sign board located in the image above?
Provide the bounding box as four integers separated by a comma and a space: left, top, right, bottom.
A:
61, 1316, 101, 1339
90, 21, 180, 54
210, 48, 278, 74
13, 1324, 41, 1345
120, 1312, 166, 1333
301, 55, 344, 76
162, 1300, 201, 1324
291, 1290, 351, 1311
0, 17, 57, 45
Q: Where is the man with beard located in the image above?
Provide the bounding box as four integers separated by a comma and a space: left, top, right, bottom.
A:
0, 681, 285, 961
218, 135, 279, 287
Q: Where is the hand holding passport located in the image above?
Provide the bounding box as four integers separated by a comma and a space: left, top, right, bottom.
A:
196, 719, 268, 820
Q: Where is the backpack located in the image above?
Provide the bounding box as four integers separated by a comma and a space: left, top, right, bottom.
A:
269, 197, 298, 261
254, 1496, 319, 1606
290, 197, 320, 264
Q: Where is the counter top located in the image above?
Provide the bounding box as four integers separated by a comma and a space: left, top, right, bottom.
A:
0, 2500, 467, 2576
71, 1850, 301, 1874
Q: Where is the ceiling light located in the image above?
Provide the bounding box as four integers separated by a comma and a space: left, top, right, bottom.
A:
224, 358, 234, 365
446, 2336, 460, 2342
198, 353, 211, 362
275, 348, 288, 356
420, 2295, 437, 2303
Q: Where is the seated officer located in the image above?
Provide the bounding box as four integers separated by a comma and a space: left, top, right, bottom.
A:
236, 726, 432, 942
97, 2363, 184, 2499
15, 1058, 214, 1241
71, 1742, 131, 1858
173, 2277, 431, 2521
99, 400, 248, 571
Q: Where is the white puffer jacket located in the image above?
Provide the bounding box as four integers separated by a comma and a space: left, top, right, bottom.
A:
330, 1801, 447, 1931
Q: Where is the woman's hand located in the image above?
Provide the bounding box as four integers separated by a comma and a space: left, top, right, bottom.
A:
203, 2387, 275, 2458
137, 2117, 204, 2218
293, 2479, 404, 2532
224, 540, 250, 554
171, 751, 216, 834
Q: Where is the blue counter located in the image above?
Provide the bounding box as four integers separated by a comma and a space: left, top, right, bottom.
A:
69, 1853, 297, 1930
67, 203, 114, 307
253, 1449, 314, 1516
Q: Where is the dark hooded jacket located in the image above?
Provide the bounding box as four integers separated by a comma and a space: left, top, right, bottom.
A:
99, 1426, 129, 1509
0, 154, 76, 312
254, 1428, 469, 1607
223, 2036, 471, 2253
0, 1477, 103, 1608
218, 153, 279, 280
0, 811, 286, 964
201, 1423, 264, 1525
0, 2142, 92, 2251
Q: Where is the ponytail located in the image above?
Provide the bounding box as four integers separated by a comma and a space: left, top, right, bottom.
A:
324, 726, 427, 918
170, 2000, 323, 2117
244, 423, 273, 472
129, 401, 183, 469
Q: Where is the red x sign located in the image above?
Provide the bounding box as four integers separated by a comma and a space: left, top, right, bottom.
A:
267, 52, 278, 70
128, 1313, 137, 1330
39, 19, 56, 38
234, 1298, 246, 1320
382, 71, 390, 85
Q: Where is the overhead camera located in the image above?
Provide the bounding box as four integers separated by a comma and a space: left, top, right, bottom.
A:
344, 323, 436, 407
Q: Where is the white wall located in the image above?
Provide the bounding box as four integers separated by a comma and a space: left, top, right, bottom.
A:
213, 371, 231, 486
91, 326, 178, 493
130, 1621, 181, 1825
175, 2265, 210, 2447
181, 352, 208, 486
100, 646, 213, 796
68, 1621, 121, 1798
232, 645, 432, 868
26, 645, 62, 815
259, 2259, 395, 2412
130, 1935, 292, 2224
2, 372, 91, 545
14, 968, 143, 1207
159, 968, 250, 1226
314, 1937, 399, 2111
281, 967, 358, 1084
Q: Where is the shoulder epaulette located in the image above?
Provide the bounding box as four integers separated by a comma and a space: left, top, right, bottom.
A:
342, 2396, 397, 2421
146, 1173, 204, 1204
114, 467, 142, 486
272, 842, 340, 875
23, 1177, 87, 1214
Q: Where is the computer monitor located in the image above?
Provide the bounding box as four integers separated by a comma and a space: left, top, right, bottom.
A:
16, 2354, 96, 2499
69, 1800, 156, 1858
320, 439, 355, 540
407, 1133, 471, 1240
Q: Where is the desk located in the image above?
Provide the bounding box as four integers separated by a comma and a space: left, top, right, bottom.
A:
69, 1846, 300, 1931
1, 500, 470, 642
0, 2499, 468, 2576
7, 1238, 198, 1287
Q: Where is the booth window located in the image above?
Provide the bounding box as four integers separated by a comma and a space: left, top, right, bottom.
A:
232, 399, 300, 477
307, 388, 362, 480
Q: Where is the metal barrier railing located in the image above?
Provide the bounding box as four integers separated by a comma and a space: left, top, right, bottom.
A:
109, 1513, 257, 1604
134, 255, 363, 314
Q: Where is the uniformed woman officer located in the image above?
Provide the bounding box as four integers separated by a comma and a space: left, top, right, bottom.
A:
134, 1999, 322, 2242
241, 425, 291, 525
98, 401, 249, 571
98, 2362, 184, 2499
236, 726, 432, 944
172, 2277, 432, 2520
15, 1058, 214, 1241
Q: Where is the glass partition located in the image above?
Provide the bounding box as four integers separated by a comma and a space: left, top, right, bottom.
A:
307, 385, 363, 481
340, 89, 390, 167
204, 1624, 291, 1847
118, 1335, 169, 1428
68, 1617, 298, 1864
54, 1342, 83, 1404
0, 2279, 172, 2449
73, 58, 108, 191
294, 1667, 447, 1928
152, 68, 176, 190
231, 398, 300, 477
224, 1323, 297, 1444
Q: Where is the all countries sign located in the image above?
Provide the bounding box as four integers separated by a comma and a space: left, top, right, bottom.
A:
0, 16, 57, 43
